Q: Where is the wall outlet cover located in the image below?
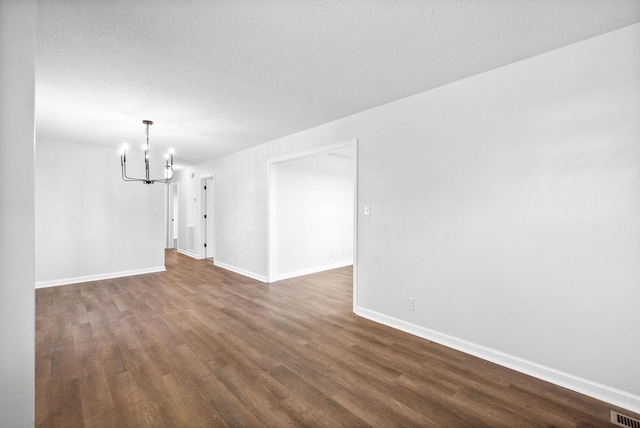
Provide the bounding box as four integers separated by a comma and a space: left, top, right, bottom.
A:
406, 297, 414, 311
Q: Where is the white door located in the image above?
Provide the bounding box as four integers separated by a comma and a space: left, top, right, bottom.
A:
205, 177, 215, 259
167, 182, 178, 249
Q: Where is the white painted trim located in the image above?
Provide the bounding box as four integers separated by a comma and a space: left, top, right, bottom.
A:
352, 140, 359, 313
269, 139, 359, 165
355, 306, 640, 415
35, 266, 166, 289
273, 261, 353, 282
177, 248, 203, 260
214, 260, 268, 283
199, 172, 216, 260
266, 163, 277, 283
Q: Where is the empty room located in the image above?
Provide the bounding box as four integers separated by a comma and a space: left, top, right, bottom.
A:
1, 1, 640, 427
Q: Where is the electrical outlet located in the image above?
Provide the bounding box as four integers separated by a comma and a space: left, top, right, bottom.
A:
364, 204, 371, 216
330, 252, 334, 258
104, 258, 110, 267
406, 297, 414, 311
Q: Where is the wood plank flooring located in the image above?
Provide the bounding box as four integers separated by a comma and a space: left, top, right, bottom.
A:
36, 250, 636, 427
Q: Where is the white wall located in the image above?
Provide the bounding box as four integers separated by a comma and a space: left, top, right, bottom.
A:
356, 23, 640, 405
175, 146, 270, 276
176, 24, 640, 411
273, 153, 353, 280
35, 139, 166, 286
0, 0, 36, 425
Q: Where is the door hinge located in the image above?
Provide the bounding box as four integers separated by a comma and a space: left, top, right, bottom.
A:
204, 185, 207, 190
204, 214, 207, 219
204, 243, 207, 248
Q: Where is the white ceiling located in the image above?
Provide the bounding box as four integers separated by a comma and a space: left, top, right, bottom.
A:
36, 0, 640, 166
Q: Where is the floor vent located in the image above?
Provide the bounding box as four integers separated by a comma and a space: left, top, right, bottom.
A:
611, 410, 640, 428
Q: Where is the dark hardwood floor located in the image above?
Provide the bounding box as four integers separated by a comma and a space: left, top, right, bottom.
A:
36, 250, 636, 427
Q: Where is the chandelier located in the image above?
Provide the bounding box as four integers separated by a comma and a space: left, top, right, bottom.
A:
119, 120, 174, 184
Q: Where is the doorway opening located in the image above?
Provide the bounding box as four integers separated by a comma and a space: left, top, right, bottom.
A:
267, 140, 358, 311
167, 182, 179, 249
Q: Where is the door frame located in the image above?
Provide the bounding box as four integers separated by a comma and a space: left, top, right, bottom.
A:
166, 182, 179, 249
199, 173, 215, 260
266, 139, 358, 312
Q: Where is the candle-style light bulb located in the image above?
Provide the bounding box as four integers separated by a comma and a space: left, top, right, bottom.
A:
120, 143, 128, 163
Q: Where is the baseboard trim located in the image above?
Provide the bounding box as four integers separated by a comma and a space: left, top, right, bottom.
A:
274, 261, 353, 282
355, 306, 640, 415
177, 248, 203, 260
35, 266, 167, 289
214, 261, 267, 283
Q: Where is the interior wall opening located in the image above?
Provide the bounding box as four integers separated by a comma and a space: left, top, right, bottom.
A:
267, 141, 358, 308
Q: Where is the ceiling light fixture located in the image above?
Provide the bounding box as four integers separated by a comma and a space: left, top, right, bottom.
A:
119, 120, 174, 184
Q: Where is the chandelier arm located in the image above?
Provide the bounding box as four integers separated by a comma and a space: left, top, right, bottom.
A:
121, 157, 143, 182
